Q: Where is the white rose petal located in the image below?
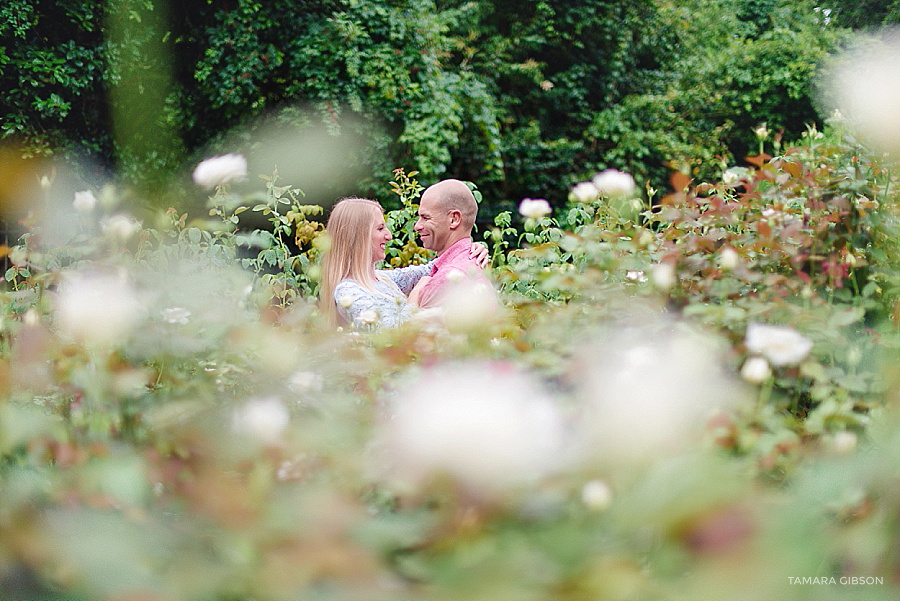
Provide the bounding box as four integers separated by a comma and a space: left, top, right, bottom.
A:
740, 356, 772, 384
518, 198, 552, 219
592, 169, 636, 198
192, 154, 248, 189
745, 322, 813, 367
73, 190, 98, 213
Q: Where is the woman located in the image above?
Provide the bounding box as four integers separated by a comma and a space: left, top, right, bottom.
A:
319, 197, 488, 330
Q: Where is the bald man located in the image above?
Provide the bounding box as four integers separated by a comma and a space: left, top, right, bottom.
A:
412, 179, 494, 308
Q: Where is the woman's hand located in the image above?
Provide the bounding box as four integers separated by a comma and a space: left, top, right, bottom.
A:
468, 241, 491, 268
408, 275, 432, 305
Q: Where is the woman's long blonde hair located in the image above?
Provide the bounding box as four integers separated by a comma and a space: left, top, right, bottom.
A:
319, 197, 384, 327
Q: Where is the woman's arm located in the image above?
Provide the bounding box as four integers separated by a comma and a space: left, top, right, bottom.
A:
379, 261, 434, 295
334, 280, 414, 330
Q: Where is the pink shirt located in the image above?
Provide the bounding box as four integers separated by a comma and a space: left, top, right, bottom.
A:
417, 237, 491, 308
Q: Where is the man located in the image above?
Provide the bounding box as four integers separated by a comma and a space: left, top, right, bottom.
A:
411, 179, 494, 309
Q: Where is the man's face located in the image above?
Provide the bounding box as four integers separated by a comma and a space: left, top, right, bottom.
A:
414, 192, 451, 253
370, 208, 391, 262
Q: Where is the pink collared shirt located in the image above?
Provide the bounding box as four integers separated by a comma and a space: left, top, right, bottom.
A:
417, 237, 491, 308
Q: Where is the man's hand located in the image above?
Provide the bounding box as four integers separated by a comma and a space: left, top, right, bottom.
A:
468, 242, 491, 268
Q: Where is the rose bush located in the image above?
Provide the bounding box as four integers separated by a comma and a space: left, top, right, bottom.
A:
0, 122, 897, 600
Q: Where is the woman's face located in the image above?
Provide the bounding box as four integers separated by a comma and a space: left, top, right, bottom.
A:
370, 208, 392, 263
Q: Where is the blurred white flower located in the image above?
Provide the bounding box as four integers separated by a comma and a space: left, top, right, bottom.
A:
581, 480, 613, 511
233, 396, 289, 444
8, 246, 27, 267
376, 361, 566, 496
740, 356, 772, 384
39, 175, 52, 190
745, 322, 813, 366
830, 430, 858, 454
101, 214, 141, 242
722, 169, 740, 186
625, 270, 647, 283
23, 308, 40, 327
570, 181, 600, 203
288, 370, 324, 393
442, 279, 500, 332
73, 190, 98, 213
358, 310, 378, 326
829, 34, 900, 156
651, 262, 676, 291
518, 198, 552, 219
592, 169, 636, 198
338, 295, 353, 309
56, 271, 143, 345
540, 80, 554, 91
573, 322, 740, 464
162, 307, 191, 325
192, 153, 248, 189
718, 247, 739, 270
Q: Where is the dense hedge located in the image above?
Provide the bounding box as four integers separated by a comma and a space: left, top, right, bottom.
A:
1, 0, 851, 213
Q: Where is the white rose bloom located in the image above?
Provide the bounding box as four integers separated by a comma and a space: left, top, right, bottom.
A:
233, 397, 289, 444
518, 198, 552, 219
651, 262, 676, 291
592, 169, 636, 198
288, 370, 324, 393
581, 480, 613, 511
73, 190, 98, 213
740, 356, 772, 384
8, 246, 27, 267
745, 322, 813, 367
56, 271, 143, 345
442, 280, 500, 332
358, 309, 378, 325
338, 295, 354, 309
625, 270, 647, 283
162, 307, 191, 325
572, 322, 739, 465
376, 361, 566, 496
102, 214, 141, 242
192, 153, 248, 189
570, 181, 600, 203
831, 430, 858, 454
718, 247, 739, 270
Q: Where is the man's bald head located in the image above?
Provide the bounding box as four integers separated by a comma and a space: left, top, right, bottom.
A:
414, 179, 480, 255
422, 179, 478, 230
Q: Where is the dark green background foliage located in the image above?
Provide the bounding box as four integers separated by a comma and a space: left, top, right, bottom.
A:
0, 0, 857, 212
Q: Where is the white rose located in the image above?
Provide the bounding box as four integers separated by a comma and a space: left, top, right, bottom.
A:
377, 361, 566, 496
518, 198, 552, 219
718, 247, 739, 270
338, 296, 353, 309
592, 169, 636, 198
56, 271, 143, 345
73, 190, 98, 213
740, 356, 772, 384
570, 181, 600, 203
581, 480, 613, 511
192, 153, 248, 189
358, 309, 378, 325
102, 214, 141, 242
233, 397, 289, 444
745, 322, 813, 367
651, 262, 676, 291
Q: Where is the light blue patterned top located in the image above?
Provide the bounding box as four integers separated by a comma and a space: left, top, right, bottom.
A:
334, 261, 434, 330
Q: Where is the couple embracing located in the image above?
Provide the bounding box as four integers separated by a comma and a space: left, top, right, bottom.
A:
319, 179, 496, 330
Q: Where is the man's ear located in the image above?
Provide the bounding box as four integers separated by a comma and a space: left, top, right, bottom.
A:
447, 209, 462, 229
